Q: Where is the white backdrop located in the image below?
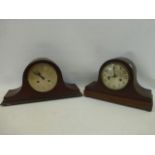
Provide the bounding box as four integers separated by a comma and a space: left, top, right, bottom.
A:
0, 20, 155, 134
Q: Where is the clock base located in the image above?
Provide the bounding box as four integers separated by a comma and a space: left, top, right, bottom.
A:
84, 82, 153, 112
1, 84, 82, 106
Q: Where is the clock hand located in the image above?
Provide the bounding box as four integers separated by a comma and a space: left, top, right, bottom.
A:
33, 71, 45, 80
113, 66, 117, 78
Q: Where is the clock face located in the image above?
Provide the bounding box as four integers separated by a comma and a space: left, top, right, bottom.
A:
101, 62, 129, 90
28, 62, 58, 92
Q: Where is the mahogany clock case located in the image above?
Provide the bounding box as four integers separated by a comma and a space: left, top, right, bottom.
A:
84, 58, 153, 112
1, 59, 82, 106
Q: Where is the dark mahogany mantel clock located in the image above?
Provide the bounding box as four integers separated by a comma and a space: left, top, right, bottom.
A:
1, 58, 82, 106
84, 58, 153, 111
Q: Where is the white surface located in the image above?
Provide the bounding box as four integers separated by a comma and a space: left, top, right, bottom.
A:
0, 20, 155, 134
0, 85, 155, 135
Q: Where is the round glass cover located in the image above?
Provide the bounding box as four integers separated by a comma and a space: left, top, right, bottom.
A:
28, 62, 58, 92
101, 62, 129, 90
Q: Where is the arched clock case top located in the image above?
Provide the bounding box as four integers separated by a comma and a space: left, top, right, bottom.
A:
84, 58, 153, 111
2, 59, 82, 106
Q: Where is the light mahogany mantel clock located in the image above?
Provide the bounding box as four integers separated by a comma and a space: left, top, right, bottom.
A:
84, 58, 153, 111
2, 58, 82, 106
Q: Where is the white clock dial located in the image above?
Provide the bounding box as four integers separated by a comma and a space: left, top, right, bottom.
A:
101, 63, 129, 90
28, 63, 58, 92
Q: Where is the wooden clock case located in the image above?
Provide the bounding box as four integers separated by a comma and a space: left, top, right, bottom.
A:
2, 59, 82, 106
84, 58, 153, 111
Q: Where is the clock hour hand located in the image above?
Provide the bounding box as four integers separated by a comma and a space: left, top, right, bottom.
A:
33, 71, 45, 80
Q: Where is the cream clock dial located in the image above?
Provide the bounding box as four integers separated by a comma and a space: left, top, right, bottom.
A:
28, 63, 58, 92
101, 63, 129, 90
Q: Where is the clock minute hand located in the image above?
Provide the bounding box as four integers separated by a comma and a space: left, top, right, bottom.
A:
113, 66, 117, 78
33, 71, 45, 80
